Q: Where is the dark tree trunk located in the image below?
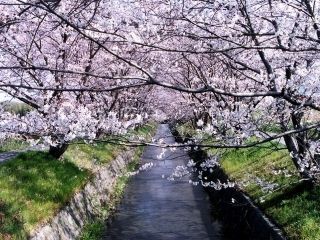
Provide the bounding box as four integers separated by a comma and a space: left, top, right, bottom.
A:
281, 111, 314, 180
49, 143, 68, 159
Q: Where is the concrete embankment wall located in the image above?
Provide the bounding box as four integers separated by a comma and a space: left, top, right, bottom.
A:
29, 150, 135, 240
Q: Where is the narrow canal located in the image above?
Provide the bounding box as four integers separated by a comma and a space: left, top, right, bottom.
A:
102, 124, 226, 240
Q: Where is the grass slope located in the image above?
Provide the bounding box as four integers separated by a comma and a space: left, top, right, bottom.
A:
217, 145, 320, 240
0, 123, 157, 239
0, 151, 90, 239
266, 186, 320, 240
65, 123, 157, 171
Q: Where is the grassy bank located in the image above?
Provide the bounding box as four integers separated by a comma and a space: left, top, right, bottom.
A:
0, 151, 90, 239
213, 143, 300, 203
65, 123, 157, 171
216, 146, 320, 240
0, 123, 157, 239
176, 122, 320, 240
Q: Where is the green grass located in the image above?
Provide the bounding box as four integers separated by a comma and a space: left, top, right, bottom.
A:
213, 143, 300, 203
0, 139, 29, 153
266, 186, 320, 240
211, 143, 320, 240
0, 122, 157, 239
176, 121, 198, 140
128, 123, 157, 138
260, 123, 282, 133
0, 151, 90, 239
79, 219, 105, 240
64, 142, 124, 170
64, 123, 157, 171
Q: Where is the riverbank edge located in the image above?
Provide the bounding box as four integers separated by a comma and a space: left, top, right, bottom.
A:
169, 123, 287, 240
204, 168, 286, 240
29, 148, 137, 240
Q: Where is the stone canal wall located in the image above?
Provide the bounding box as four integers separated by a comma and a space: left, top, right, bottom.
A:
29, 150, 135, 240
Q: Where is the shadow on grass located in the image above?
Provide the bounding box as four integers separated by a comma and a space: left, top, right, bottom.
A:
261, 179, 313, 210
0, 200, 26, 239
263, 184, 320, 239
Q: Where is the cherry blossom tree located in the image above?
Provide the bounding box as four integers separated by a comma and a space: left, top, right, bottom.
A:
0, 0, 151, 157
132, 0, 320, 179
0, 0, 320, 180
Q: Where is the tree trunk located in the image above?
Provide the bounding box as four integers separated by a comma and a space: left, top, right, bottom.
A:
49, 143, 68, 159
282, 111, 314, 180
282, 135, 312, 179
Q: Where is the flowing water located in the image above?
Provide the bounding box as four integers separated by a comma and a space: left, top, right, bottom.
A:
102, 124, 226, 240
